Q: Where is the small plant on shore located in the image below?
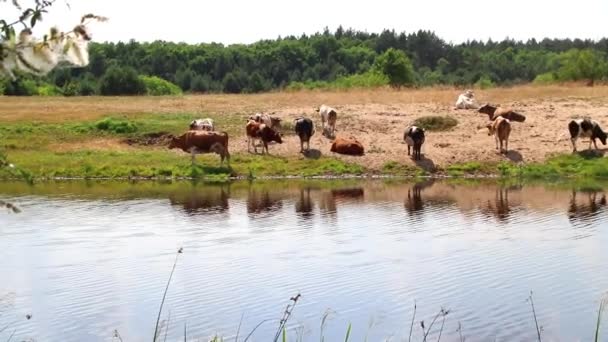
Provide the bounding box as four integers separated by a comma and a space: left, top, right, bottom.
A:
413, 116, 458, 132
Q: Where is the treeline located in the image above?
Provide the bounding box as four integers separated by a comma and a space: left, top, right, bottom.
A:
3, 28, 608, 95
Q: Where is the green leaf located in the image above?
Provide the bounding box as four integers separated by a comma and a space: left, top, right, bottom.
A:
344, 323, 351, 342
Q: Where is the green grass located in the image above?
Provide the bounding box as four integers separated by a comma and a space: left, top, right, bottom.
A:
382, 161, 425, 176
413, 116, 458, 131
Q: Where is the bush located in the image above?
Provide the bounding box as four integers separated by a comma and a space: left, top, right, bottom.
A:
98, 66, 146, 95
533, 72, 557, 84
140, 75, 182, 96
94, 118, 138, 134
475, 75, 495, 89
61, 82, 80, 96
413, 116, 458, 131
373, 48, 415, 87
78, 79, 98, 96
37, 84, 61, 96
2, 78, 39, 96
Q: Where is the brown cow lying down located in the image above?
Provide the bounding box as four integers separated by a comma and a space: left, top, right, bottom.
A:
330, 137, 364, 155
169, 131, 230, 164
478, 104, 526, 122
246, 120, 283, 154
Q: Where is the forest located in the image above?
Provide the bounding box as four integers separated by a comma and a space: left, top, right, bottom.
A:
3, 27, 608, 96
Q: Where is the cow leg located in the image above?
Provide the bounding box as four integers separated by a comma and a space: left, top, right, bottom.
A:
571, 138, 577, 153
505, 139, 508, 153
589, 138, 593, 150
253, 138, 258, 154
300, 139, 304, 153
263, 141, 268, 154
593, 138, 599, 150
190, 149, 196, 165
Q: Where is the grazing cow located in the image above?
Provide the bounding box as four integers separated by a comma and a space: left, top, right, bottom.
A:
454, 89, 477, 109
486, 116, 511, 154
249, 112, 282, 130
330, 137, 364, 155
189, 118, 215, 131
478, 104, 526, 123
316, 105, 337, 138
568, 119, 608, 152
168, 131, 230, 164
403, 126, 425, 160
246, 120, 283, 154
294, 117, 315, 152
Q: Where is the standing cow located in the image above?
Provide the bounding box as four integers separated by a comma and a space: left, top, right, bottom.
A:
486, 116, 511, 154
568, 118, 607, 152
403, 126, 425, 160
246, 120, 283, 154
316, 105, 337, 138
169, 131, 230, 164
294, 117, 315, 152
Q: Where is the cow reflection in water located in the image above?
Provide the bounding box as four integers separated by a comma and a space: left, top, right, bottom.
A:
568, 190, 607, 224
247, 189, 283, 215
404, 180, 435, 216
480, 186, 520, 222
318, 187, 364, 217
169, 186, 229, 215
295, 188, 314, 218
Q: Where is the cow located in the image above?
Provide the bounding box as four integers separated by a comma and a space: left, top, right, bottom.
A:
294, 117, 315, 152
478, 104, 526, 123
189, 118, 215, 131
168, 131, 230, 164
454, 89, 477, 109
316, 105, 337, 138
403, 126, 425, 160
249, 112, 282, 131
486, 116, 511, 154
246, 120, 283, 154
568, 118, 608, 152
330, 136, 364, 155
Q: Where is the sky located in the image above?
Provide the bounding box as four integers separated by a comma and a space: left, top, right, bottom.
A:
4, 0, 608, 45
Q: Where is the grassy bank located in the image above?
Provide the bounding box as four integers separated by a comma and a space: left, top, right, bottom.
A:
2, 87, 608, 180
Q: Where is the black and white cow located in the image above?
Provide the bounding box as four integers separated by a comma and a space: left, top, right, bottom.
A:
294, 117, 315, 152
568, 119, 607, 152
404, 126, 425, 160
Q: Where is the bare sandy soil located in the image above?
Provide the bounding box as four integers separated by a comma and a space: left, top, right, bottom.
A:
2, 85, 608, 171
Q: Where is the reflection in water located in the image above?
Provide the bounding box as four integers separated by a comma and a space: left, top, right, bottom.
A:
168, 186, 229, 215
480, 186, 521, 222
247, 188, 283, 215
0, 200, 21, 214
2, 180, 608, 341
568, 190, 607, 224
295, 188, 314, 219
404, 180, 435, 216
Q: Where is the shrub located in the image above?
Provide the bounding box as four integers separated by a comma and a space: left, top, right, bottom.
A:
413, 116, 458, 131
533, 72, 557, 84
475, 75, 495, 89
98, 66, 146, 95
37, 84, 61, 96
373, 48, 415, 87
94, 118, 138, 134
140, 75, 183, 96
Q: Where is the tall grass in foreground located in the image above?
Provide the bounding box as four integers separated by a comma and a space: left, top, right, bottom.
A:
115, 251, 608, 341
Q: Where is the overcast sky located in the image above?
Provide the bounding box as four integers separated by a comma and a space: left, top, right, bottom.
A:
5, 0, 608, 44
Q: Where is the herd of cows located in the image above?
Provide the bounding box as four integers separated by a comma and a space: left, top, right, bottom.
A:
168, 90, 608, 165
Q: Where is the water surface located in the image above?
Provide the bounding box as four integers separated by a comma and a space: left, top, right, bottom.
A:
1, 180, 608, 341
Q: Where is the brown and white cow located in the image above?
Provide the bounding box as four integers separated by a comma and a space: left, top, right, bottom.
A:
316, 105, 337, 138
249, 112, 282, 131
478, 104, 526, 123
330, 136, 364, 155
486, 116, 511, 154
169, 131, 230, 164
246, 120, 283, 154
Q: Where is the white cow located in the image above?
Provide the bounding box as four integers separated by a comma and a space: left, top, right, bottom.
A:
316, 104, 337, 138
189, 118, 215, 131
454, 90, 477, 109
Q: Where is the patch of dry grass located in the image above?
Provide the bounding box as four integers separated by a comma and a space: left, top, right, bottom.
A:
2, 84, 608, 123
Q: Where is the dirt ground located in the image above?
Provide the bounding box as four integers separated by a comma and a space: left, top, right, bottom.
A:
2, 85, 608, 171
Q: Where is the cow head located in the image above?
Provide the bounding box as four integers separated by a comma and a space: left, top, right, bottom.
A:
485, 122, 495, 136
594, 125, 608, 145
168, 136, 180, 149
